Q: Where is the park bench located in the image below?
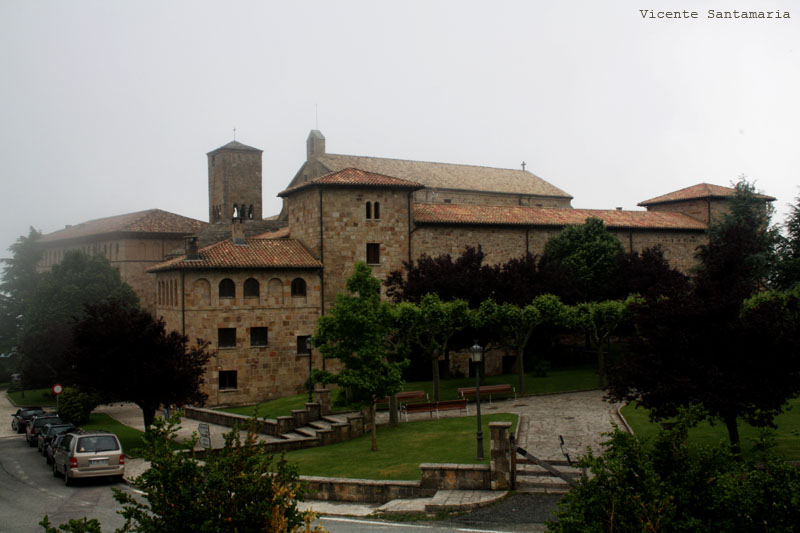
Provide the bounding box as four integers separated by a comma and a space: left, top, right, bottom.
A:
458, 383, 516, 403
379, 390, 428, 404
400, 399, 469, 421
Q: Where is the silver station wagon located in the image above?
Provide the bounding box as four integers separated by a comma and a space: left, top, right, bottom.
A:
52, 431, 125, 486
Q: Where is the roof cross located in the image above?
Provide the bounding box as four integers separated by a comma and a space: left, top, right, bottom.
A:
521, 161, 526, 171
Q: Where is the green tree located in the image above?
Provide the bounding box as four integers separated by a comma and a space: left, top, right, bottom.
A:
477, 295, 566, 395
775, 193, 800, 289
568, 297, 634, 382
0, 227, 43, 356
410, 293, 470, 401
540, 217, 624, 303
19, 250, 138, 386
67, 300, 211, 429
312, 262, 408, 451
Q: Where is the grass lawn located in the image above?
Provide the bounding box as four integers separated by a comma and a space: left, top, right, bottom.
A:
80, 412, 147, 456
284, 413, 517, 480
7, 387, 56, 407
402, 365, 601, 401
221, 366, 601, 418
621, 398, 800, 460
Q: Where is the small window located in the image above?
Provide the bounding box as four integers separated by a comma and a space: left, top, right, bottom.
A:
366, 243, 380, 265
219, 370, 237, 390
291, 278, 307, 297
218, 328, 236, 348
219, 278, 235, 298
373, 202, 380, 219
250, 327, 268, 347
243, 278, 259, 298
297, 335, 311, 355
366, 201, 372, 219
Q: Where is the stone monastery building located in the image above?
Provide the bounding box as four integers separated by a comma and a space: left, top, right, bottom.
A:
37, 130, 772, 406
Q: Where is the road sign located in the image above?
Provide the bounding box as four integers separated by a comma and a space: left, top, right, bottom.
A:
198, 423, 210, 437
52, 384, 63, 395
200, 436, 211, 449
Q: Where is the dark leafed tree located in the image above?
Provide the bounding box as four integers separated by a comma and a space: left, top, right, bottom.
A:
775, 193, 800, 290
609, 181, 790, 451
539, 217, 625, 303
610, 245, 691, 301
385, 245, 496, 307
18, 249, 139, 386
67, 300, 211, 429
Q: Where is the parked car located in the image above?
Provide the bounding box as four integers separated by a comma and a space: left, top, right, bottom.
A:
52, 431, 125, 486
25, 414, 62, 446
37, 423, 76, 455
46, 432, 76, 465
11, 407, 44, 433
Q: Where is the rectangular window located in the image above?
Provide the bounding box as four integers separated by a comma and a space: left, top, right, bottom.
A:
219, 370, 237, 390
366, 243, 380, 265
250, 327, 268, 347
297, 335, 311, 355
218, 328, 236, 348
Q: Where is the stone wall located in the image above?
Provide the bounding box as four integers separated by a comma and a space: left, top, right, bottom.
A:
154, 267, 323, 406
413, 189, 571, 209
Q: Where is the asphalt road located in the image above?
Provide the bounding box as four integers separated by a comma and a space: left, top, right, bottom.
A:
0, 435, 132, 532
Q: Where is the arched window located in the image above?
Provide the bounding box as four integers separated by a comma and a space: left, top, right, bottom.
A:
291, 278, 306, 297
243, 278, 259, 298
366, 202, 372, 219
374, 202, 380, 219
219, 278, 235, 299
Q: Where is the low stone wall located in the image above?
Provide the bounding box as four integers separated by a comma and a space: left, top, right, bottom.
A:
301, 476, 434, 503
420, 463, 491, 490
183, 406, 280, 436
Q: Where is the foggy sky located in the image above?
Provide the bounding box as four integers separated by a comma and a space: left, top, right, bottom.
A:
1, 0, 798, 259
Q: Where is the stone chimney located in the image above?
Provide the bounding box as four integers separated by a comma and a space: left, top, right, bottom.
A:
184, 236, 199, 260
232, 217, 246, 245
307, 130, 326, 161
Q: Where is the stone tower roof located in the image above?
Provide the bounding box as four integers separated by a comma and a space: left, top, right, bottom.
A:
207, 140, 262, 155
639, 183, 775, 206
39, 209, 207, 243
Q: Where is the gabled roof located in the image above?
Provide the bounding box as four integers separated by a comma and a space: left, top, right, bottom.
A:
278, 168, 424, 197
413, 204, 707, 231
309, 153, 573, 199
40, 209, 207, 243
639, 183, 775, 206
149, 238, 322, 272
207, 140, 262, 155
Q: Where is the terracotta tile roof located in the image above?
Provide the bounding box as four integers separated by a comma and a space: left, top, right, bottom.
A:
639, 183, 775, 206
413, 204, 707, 230
279, 167, 424, 196
40, 209, 207, 243
149, 238, 322, 272
314, 153, 573, 199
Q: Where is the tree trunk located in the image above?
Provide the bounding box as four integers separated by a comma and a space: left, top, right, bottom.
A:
370, 402, 378, 451
389, 394, 398, 426
517, 347, 526, 396
442, 348, 451, 379
141, 405, 156, 431
432, 352, 440, 402
723, 414, 741, 455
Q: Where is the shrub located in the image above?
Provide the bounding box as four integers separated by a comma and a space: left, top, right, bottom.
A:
57, 387, 99, 425
549, 408, 800, 532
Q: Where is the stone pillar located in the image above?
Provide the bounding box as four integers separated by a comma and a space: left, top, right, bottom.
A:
292, 409, 309, 428
489, 421, 513, 490
316, 388, 331, 416
305, 402, 321, 422
277, 416, 294, 434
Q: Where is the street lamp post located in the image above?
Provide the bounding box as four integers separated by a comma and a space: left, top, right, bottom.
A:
306, 337, 314, 403
471, 341, 484, 460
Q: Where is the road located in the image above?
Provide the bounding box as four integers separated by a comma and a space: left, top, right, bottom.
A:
0, 436, 132, 532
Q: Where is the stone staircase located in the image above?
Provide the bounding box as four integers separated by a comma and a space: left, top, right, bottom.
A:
514, 458, 582, 494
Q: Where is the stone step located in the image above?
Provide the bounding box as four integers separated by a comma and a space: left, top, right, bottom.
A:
295, 427, 318, 438
279, 431, 313, 441
516, 463, 582, 479
322, 414, 348, 425
515, 475, 573, 495
308, 420, 332, 431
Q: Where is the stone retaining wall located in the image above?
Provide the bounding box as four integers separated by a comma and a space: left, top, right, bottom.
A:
301, 476, 434, 503
420, 463, 491, 490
